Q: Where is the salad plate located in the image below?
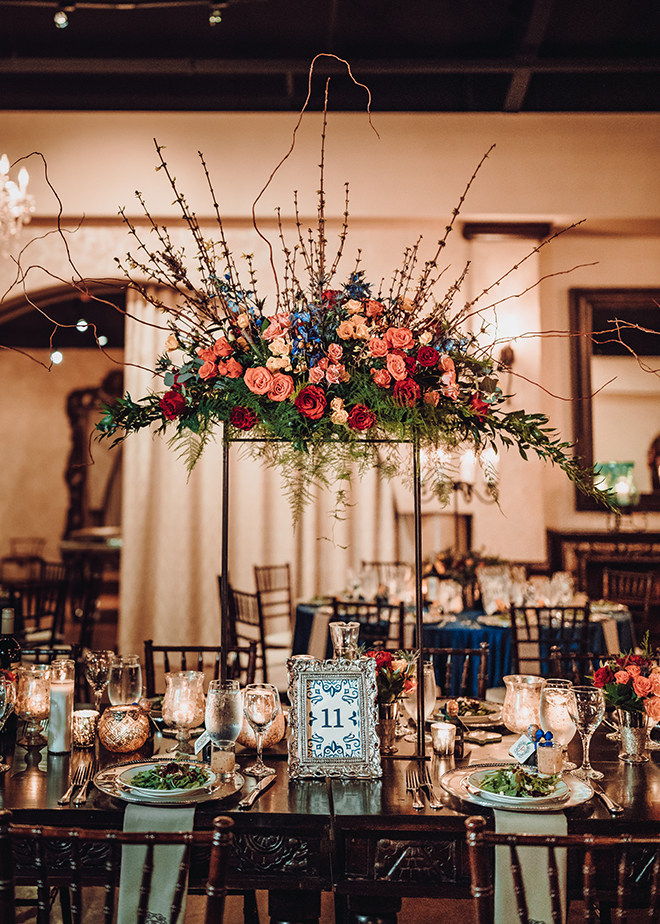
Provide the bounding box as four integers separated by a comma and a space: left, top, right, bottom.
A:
439, 763, 593, 813
93, 757, 244, 806
466, 766, 570, 806
431, 698, 502, 727
119, 761, 217, 798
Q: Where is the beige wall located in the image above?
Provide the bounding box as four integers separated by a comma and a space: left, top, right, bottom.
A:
2, 110, 660, 588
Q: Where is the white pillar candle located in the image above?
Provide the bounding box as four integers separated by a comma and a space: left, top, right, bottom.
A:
48, 660, 76, 753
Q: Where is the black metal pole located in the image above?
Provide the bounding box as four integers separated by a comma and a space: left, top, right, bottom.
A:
220, 427, 230, 683
413, 436, 426, 759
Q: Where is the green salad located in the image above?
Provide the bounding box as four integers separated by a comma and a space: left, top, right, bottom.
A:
454, 698, 495, 717
129, 762, 209, 791
478, 766, 560, 798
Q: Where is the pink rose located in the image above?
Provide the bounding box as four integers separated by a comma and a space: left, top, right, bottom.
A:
386, 353, 408, 381
369, 337, 388, 357
371, 368, 391, 388
268, 373, 294, 402
327, 343, 343, 363
440, 354, 455, 373
325, 365, 342, 385
308, 366, 325, 384
646, 696, 660, 721
626, 665, 642, 678
262, 313, 291, 341
443, 381, 459, 401
633, 675, 653, 698
213, 336, 233, 357
385, 327, 414, 351
244, 366, 273, 395
614, 670, 631, 684
198, 360, 218, 380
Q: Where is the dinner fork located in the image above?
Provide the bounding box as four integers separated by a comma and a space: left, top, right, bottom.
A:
405, 767, 424, 811
73, 760, 98, 806
58, 764, 86, 805
418, 763, 444, 810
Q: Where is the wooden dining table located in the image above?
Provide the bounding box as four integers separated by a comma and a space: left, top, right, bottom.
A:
2, 715, 659, 923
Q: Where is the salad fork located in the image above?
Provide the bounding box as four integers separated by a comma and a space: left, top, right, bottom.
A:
73, 760, 98, 806
58, 764, 86, 805
405, 767, 424, 810
418, 763, 444, 810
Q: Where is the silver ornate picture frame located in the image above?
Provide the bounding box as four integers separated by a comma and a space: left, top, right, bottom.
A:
287, 656, 382, 780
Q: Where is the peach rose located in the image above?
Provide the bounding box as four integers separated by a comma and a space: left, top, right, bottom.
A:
386, 353, 408, 381
236, 312, 251, 329
369, 337, 388, 357
371, 368, 391, 388
646, 696, 660, 722
268, 373, 294, 402
327, 343, 343, 363
218, 357, 242, 378
352, 317, 370, 340
649, 672, 660, 696
424, 390, 440, 406
325, 365, 342, 385
614, 670, 631, 684
213, 336, 233, 357
626, 665, 642, 678
345, 299, 362, 315
339, 366, 351, 382
365, 299, 384, 318
266, 355, 290, 372
244, 366, 273, 395
198, 360, 218, 380
308, 365, 325, 384
269, 337, 290, 356
633, 675, 653, 698
385, 327, 414, 351
336, 320, 354, 340
330, 397, 345, 411
165, 333, 179, 352
443, 382, 460, 401
440, 354, 455, 373
419, 330, 432, 345
330, 408, 349, 425
390, 658, 408, 674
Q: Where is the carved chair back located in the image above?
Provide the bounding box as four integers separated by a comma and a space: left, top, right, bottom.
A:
143, 640, 257, 697
509, 604, 591, 676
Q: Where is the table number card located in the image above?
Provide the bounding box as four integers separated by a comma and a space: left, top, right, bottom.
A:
287, 656, 382, 779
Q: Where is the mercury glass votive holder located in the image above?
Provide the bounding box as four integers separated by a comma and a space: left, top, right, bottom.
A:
72, 709, 99, 748
15, 664, 51, 749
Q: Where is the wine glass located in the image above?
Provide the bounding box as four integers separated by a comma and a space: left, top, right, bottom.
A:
243, 683, 280, 778
0, 677, 16, 771
205, 679, 242, 745
404, 661, 437, 742
84, 650, 114, 711
566, 685, 606, 780
539, 678, 577, 770
107, 655, 143, 706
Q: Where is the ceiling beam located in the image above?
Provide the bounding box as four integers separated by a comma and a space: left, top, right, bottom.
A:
504, 0, 555, 112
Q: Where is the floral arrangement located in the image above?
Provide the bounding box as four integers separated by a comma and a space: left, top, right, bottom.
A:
592, 636, 660, 719
0, 669, 16, 682
366, 649, 417, 705
96, 110, 607, 520
423, 549, 500, 588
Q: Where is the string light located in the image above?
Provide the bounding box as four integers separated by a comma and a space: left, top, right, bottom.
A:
53, 7, 69, 27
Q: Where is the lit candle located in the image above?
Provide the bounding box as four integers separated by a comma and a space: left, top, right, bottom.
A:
48, 660, 75, 753
459, 449, 477, 486
431, 721, 456, 756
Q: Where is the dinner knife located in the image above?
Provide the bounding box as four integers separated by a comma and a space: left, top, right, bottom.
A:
591, 782, 624, 815
238, 772, 276, 810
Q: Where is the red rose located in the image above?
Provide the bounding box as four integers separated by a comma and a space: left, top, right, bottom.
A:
347, 404, 376, 432
393, 378, 421, 407
159, 388, 186, 421
229, 406, 257, 431
592, 665, 615, 688
367, 650, 393, 670
294, 384, 327, 420
416, 346, 439, 367
470, 393, 489, 419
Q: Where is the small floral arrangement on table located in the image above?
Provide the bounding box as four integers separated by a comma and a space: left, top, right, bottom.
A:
365, 649, 417, 705
0, 669, 16, 683
592, 635, 660, 720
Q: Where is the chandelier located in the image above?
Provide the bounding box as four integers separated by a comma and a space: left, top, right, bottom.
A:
0, 154, 34, 259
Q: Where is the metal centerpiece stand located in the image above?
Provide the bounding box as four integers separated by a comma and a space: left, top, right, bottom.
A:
218, 430, 429, 759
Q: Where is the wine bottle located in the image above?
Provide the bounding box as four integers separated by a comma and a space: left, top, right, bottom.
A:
0, 608, 21, 671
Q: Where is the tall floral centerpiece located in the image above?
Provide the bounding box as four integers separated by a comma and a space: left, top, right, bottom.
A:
592, 637, 660, 762
365, 649, 417, 753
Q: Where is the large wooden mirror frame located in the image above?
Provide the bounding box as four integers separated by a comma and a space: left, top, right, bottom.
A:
570, 287, 660, 512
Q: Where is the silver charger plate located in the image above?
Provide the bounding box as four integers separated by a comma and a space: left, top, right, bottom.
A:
94, 757, 244, 806
439, 762, 593, 813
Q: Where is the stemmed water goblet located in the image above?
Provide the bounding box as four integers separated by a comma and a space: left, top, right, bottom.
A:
0, 676, 17, 771
566, 685, 606, 780
243, 683, 280, 778
84, 650, 114, 711
539, 678, 577, 771
404, 661, 437, 743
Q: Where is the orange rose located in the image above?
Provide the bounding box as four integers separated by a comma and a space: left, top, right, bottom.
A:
244, 366, 273, 395
614, 670, 631, 684
424, 390, 440, 406
327, 343, 343, 363
385, 327, 414, 351
371, 368, 391, 388
369, 337, 388, 357
308, 365, 325, 384
649, 672, 660, 696
197, 346, 217, 363
633, 675, 652, 698
386, 353, 408, 381
268, 373, 294, 402
198, 360, 218, 380
365, 299, 384, 318
224, 357, 243, 378
213, 336, 233, 357
626, 665, 641, 678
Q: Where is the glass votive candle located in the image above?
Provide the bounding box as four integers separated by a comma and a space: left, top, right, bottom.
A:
210, 740, 236, 780
430, 721, 456, 756
16, 664, 51, 748
72, 709, 99, 748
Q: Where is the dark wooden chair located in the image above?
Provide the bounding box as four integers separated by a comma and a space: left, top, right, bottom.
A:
549, 644, 603, 685
509, 604, 592, 676
332, 598, 405, 651
465, 814, 660, 923
254, 563, 294, 628
143, 639, 257, 697
603, 567, 654, 643
1, 808, 233, 924
360, 560, 412, 586
226, 585, 290, 684
425, 642, 490, 700
7, 561, 69, 648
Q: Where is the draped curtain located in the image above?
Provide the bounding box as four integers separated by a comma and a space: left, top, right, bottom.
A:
119, 287, 400, 655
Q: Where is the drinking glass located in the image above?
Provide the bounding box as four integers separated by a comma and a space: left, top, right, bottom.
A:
539, 678, 577, 770
566, 685, 606, 780
108, 655, 143, 706
404, 661, 437, 743
243, 683, 280, 778
205, 679, 242, 746
84, 650, 114, 711
0, 677, 16, 771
